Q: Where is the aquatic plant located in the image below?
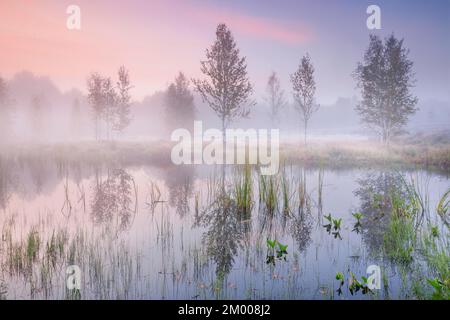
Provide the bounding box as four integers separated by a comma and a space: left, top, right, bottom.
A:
420, 224, 450, 300
266, 238, 288, 264
436, 189, 449, 227
280, 169, 291, 214
383, 214, 415, 264
352, 212, 363, 233
348, 272, 371, 295
259, 175, 279, 214
335, 272, 344, 296
427, 277, 450, 300
26, 228, 40, 268
335, 271, 373, 296
233, 165, 253, 217
323, 214, 342, 239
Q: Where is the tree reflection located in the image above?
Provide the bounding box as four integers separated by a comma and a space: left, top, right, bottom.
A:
290, 169, 312, 253
91, 168, 137, 232
194, 191, 248, 280
354, 171, 406, 252
0, 158, 11, 210
290, 212, 312, 253
164, 165, 194, 217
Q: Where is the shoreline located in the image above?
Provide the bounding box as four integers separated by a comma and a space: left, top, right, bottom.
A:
2, 140, 449, 174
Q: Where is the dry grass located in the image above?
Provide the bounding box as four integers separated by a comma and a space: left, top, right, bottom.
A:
2, 139, 449, 173
281, 141, 450, 172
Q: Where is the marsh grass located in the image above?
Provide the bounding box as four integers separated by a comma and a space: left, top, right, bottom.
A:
258, 174, 279, 214
233, 165, 253, 217
281, 170, 291, 215
281, 141, 450, 173
420, 223, 450, 299
436, 189, 449, 227
383, 214, 416, 264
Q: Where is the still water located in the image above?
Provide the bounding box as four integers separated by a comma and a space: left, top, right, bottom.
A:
0, 159, 448, 299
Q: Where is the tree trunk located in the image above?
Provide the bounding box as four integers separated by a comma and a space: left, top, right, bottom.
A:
221, 118, 226, 195
304, 121, 307, 147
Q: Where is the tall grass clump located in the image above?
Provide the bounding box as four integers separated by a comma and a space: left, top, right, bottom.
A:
436, 189, 449, 227
233, 165, 253, 217
259, 174, 279, 214
280, 168, 293, 215
421, 224, 450, 299
317, 169, 324, 215
25, 228, 41, 268
383, 193, 417, 264
383, 214, 416, 264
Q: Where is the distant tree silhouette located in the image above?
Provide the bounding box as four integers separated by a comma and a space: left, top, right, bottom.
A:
87, 73, 105, 140
0, 76, 13, 141
354, 34, 418, 143
113, 66, 132, 134
165, 72, 195, 131
101, 77, 117, 140
70, 98, 82, 137
265, 71, 286, 124
87, 67, 132, 141
30, 93, 47, 140
291, 54, 318, 146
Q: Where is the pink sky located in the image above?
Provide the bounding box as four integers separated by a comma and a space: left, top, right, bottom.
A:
0, 0, 311, 99
3, 0, 447, 104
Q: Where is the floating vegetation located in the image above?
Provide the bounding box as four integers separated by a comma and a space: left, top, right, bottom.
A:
335, 272, 345, 296
348, 272, 372, 295
335, 271, 373, 296
352, 212, 363, 233
266, 239, 288, 265
323, 214, 342, 239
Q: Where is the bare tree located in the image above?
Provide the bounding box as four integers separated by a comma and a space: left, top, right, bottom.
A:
165, 72, 195, 131
291, 54, 318, 146
193, 24, 254, 136
354, 34, 418, 143
265, 71, 286, 124
113, 66, 132, 134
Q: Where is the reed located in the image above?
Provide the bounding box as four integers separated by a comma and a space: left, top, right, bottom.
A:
233, 165, 253, 217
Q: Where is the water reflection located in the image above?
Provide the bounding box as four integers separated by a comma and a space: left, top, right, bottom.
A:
354, 171, 406, 253
290, 212, 312, 252
0, 157, 447, 299
0, 158, 11, 210
91, 168, 137, 232
164, 165, 195, 217
195, 190, 249, 281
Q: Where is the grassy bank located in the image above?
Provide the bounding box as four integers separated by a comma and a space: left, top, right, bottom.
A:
2, 140, 449, 173
281, 141, 450, 173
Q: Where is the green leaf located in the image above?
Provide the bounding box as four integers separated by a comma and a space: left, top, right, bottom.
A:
266, 239, 276, 248
277, 242, 288, 252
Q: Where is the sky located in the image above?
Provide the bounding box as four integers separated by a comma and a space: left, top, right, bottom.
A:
1, 0, 449, 104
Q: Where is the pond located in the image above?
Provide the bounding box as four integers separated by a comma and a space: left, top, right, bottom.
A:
0, 159, 448, 299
